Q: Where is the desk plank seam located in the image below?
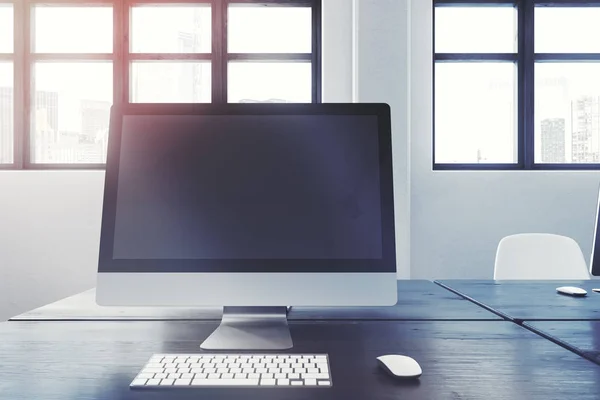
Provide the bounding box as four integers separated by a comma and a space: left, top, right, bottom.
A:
433, 281, 512, 321
520, 323, 600, 366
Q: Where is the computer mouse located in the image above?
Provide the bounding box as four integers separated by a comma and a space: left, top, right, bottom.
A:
376, 355, 422, 379
556, 286, 587, 296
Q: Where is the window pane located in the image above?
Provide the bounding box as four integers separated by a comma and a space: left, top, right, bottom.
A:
0, 63, 13, 163
131, 6, 211, 53
435, 7, 517, 53
228, 6, 311, 53
33, 63, 112, 164
228, 62, 311, 103
536, 63, 600, 164
34, 6, 112, 53
131, 62, 211, 103
536, 7, 600, 53
435, 62, 516, 164
0, 5, 13, 53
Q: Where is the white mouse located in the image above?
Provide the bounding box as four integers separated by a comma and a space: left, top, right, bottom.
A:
556, 286, 587, 297
377, 355, 422, 379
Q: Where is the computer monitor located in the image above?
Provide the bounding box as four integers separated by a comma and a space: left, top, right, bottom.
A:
96, 103, 397, 350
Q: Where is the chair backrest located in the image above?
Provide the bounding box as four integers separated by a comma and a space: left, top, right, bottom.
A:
493, 233, 591, 280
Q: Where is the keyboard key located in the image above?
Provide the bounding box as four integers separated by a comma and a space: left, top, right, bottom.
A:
277, 379, 290, 386
262, 373, 274, 379
147, 378, 161, 386
180, 373, 194, 379
217, 368, 229, 374
318, 380, 331, 386
275, 373, 287, 379
291, 380, 303, 386
160, 379, 175, 386
208, 373, 221, 379
154, 373, 167, 379
302, 373, 329, 380
174, 379, 192, 386
305, 378, 317, 386
235, 373, 247, 379
222, 373, 234, 379
131, 378, 147, 386
191, 379, 259, 386
137, 373, 154, 380
288, 373, 300, 379
248, 373, 260, 379
167, 373, 180, 380
260, 379, 276, 386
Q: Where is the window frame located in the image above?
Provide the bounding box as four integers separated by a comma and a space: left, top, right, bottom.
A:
1, 0, 322, 170
433, 0, 600, 170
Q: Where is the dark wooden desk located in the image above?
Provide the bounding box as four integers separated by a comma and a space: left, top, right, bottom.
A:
436, 280, 600, 321
1, 320, 599, 400
524, 321, 600, 366
10, 280, 501, 321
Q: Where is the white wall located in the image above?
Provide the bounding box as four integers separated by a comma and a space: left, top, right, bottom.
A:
0, 172, 104, 321
409, 0, 600, 279
2, 0, 599, 320
353, 0, 411, 278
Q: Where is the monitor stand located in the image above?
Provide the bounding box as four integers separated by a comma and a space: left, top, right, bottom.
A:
200, 307, 293, 350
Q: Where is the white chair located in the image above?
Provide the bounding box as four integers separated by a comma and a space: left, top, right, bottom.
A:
493, 233, 591, 280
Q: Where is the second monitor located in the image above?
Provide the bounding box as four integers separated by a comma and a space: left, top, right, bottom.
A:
97, 103, 397, 349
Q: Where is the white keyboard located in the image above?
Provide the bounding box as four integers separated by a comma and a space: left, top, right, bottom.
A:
130, 353, 332, 388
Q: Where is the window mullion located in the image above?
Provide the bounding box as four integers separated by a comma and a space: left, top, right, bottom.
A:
311, 0, 321, 103
22, 0, 32, 167
520, 0, 535, 169
114, 0, 123, 106
212, 0, 226, 103
12, 0, 24, 168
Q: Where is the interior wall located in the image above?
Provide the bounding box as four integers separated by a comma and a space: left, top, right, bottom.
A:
0, 1, 384, 321
409, 0, 600, 279
353, 0, 411, 278
4, 0, 596, 322
0, 172, 104, 321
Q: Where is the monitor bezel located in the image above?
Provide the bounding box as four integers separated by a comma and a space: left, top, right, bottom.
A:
98, 103, 396, 274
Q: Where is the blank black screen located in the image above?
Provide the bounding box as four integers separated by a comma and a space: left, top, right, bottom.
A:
113, 114, 383, 260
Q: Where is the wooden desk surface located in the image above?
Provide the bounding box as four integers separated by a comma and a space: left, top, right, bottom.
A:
436, 280, 600, 321
10, 280, 501, 321
0, 320, 598, 400
524, 321, 600, 365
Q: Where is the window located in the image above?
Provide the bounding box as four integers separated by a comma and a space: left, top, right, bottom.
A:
434, 1, 600, 170
2, 0, 321, 169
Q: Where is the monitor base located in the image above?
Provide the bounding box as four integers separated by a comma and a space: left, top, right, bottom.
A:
200, 307, 293, 350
